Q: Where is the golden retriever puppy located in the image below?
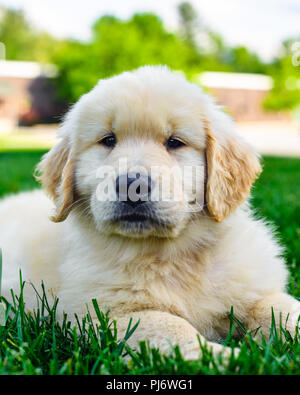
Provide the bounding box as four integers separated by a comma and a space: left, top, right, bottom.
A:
0, 66, 299, 360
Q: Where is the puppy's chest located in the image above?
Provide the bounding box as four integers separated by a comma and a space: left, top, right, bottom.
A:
125, 255, 232, 331
127, 253, 251, 339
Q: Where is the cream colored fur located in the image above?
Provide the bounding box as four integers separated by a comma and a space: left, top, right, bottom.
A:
0, 66, 299, 360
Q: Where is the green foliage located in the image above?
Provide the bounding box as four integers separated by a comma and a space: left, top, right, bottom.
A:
228, 46, 267, 74
52, 13, 202, 102
0, 8, 35, 60
0, 5, 271, 106
178, 1, 200, 48
2, 3, 299, 112
52, 10, 268, 104
0, 8, 57, 62
264, 39, 300, 111
251, 156, 300, 297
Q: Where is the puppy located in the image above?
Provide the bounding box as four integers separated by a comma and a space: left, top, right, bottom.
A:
0, 66, 299, 360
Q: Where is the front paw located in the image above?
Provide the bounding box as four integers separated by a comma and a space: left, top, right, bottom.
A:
182, 339, 239, 361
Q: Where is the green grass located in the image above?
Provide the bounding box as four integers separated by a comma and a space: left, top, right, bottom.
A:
0, 151, 300, 375
252, 156, 300, 298
0, 151, 45, 197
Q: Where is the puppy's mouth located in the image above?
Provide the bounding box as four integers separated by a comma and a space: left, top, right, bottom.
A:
112, 211, 162, 228
116, 213, 152, 223
109, 202, 173, 236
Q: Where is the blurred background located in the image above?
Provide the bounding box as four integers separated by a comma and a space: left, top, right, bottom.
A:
0, 1, 300, 291
0, 0, 300, 156
0, 0, 299, 155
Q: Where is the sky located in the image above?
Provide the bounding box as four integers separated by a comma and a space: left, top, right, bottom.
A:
0, 0, 299, 61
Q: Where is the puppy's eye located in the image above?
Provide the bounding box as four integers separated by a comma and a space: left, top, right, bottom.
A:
166, 137, 186, 150
98, 134, 117, 148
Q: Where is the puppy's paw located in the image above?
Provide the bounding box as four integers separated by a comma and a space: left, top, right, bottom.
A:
182, 340, 239, 362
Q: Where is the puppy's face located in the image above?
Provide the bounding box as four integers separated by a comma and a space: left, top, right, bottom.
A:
37, 67, 261, 239
75, 93, 206, 238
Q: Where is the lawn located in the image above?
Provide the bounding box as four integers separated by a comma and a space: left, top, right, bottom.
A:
0, 151, 300, 375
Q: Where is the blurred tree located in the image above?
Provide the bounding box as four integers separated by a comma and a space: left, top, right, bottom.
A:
0, 8, 35, 60
264, 39, 300, 112
53, 13, 202, 102
31, 32, 58, 63
178, 1, 199, 48
228, 46, 267, 74
53, 8, 269, 103
0, 7, 57, 62
2, 4, 297, 114
177, 2, 266, 74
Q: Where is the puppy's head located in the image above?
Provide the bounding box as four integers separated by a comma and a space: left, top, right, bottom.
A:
37, 66, 261, 238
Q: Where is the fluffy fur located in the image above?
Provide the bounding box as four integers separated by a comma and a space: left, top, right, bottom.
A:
0, 66, 299, 359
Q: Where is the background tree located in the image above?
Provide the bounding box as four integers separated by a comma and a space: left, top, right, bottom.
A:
53, 13, 202, 103
178, 1, 200, 48
1, 4, 298, 114
0, 7, 57, 62
264, 39, 300, 112
177, 2, 266, 74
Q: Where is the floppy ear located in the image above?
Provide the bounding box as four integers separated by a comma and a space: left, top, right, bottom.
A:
36, 137, 76, 222
205, 120, 262, 222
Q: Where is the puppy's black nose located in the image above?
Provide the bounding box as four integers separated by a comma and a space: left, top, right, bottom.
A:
116, 173, 152, 207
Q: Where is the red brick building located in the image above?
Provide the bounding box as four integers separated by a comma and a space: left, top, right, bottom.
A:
198, 71, 290, 122
0, 64, 290, 132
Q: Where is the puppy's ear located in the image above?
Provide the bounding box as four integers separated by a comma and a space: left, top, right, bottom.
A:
36, 137, 75, 222
205, 120, 261, 222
